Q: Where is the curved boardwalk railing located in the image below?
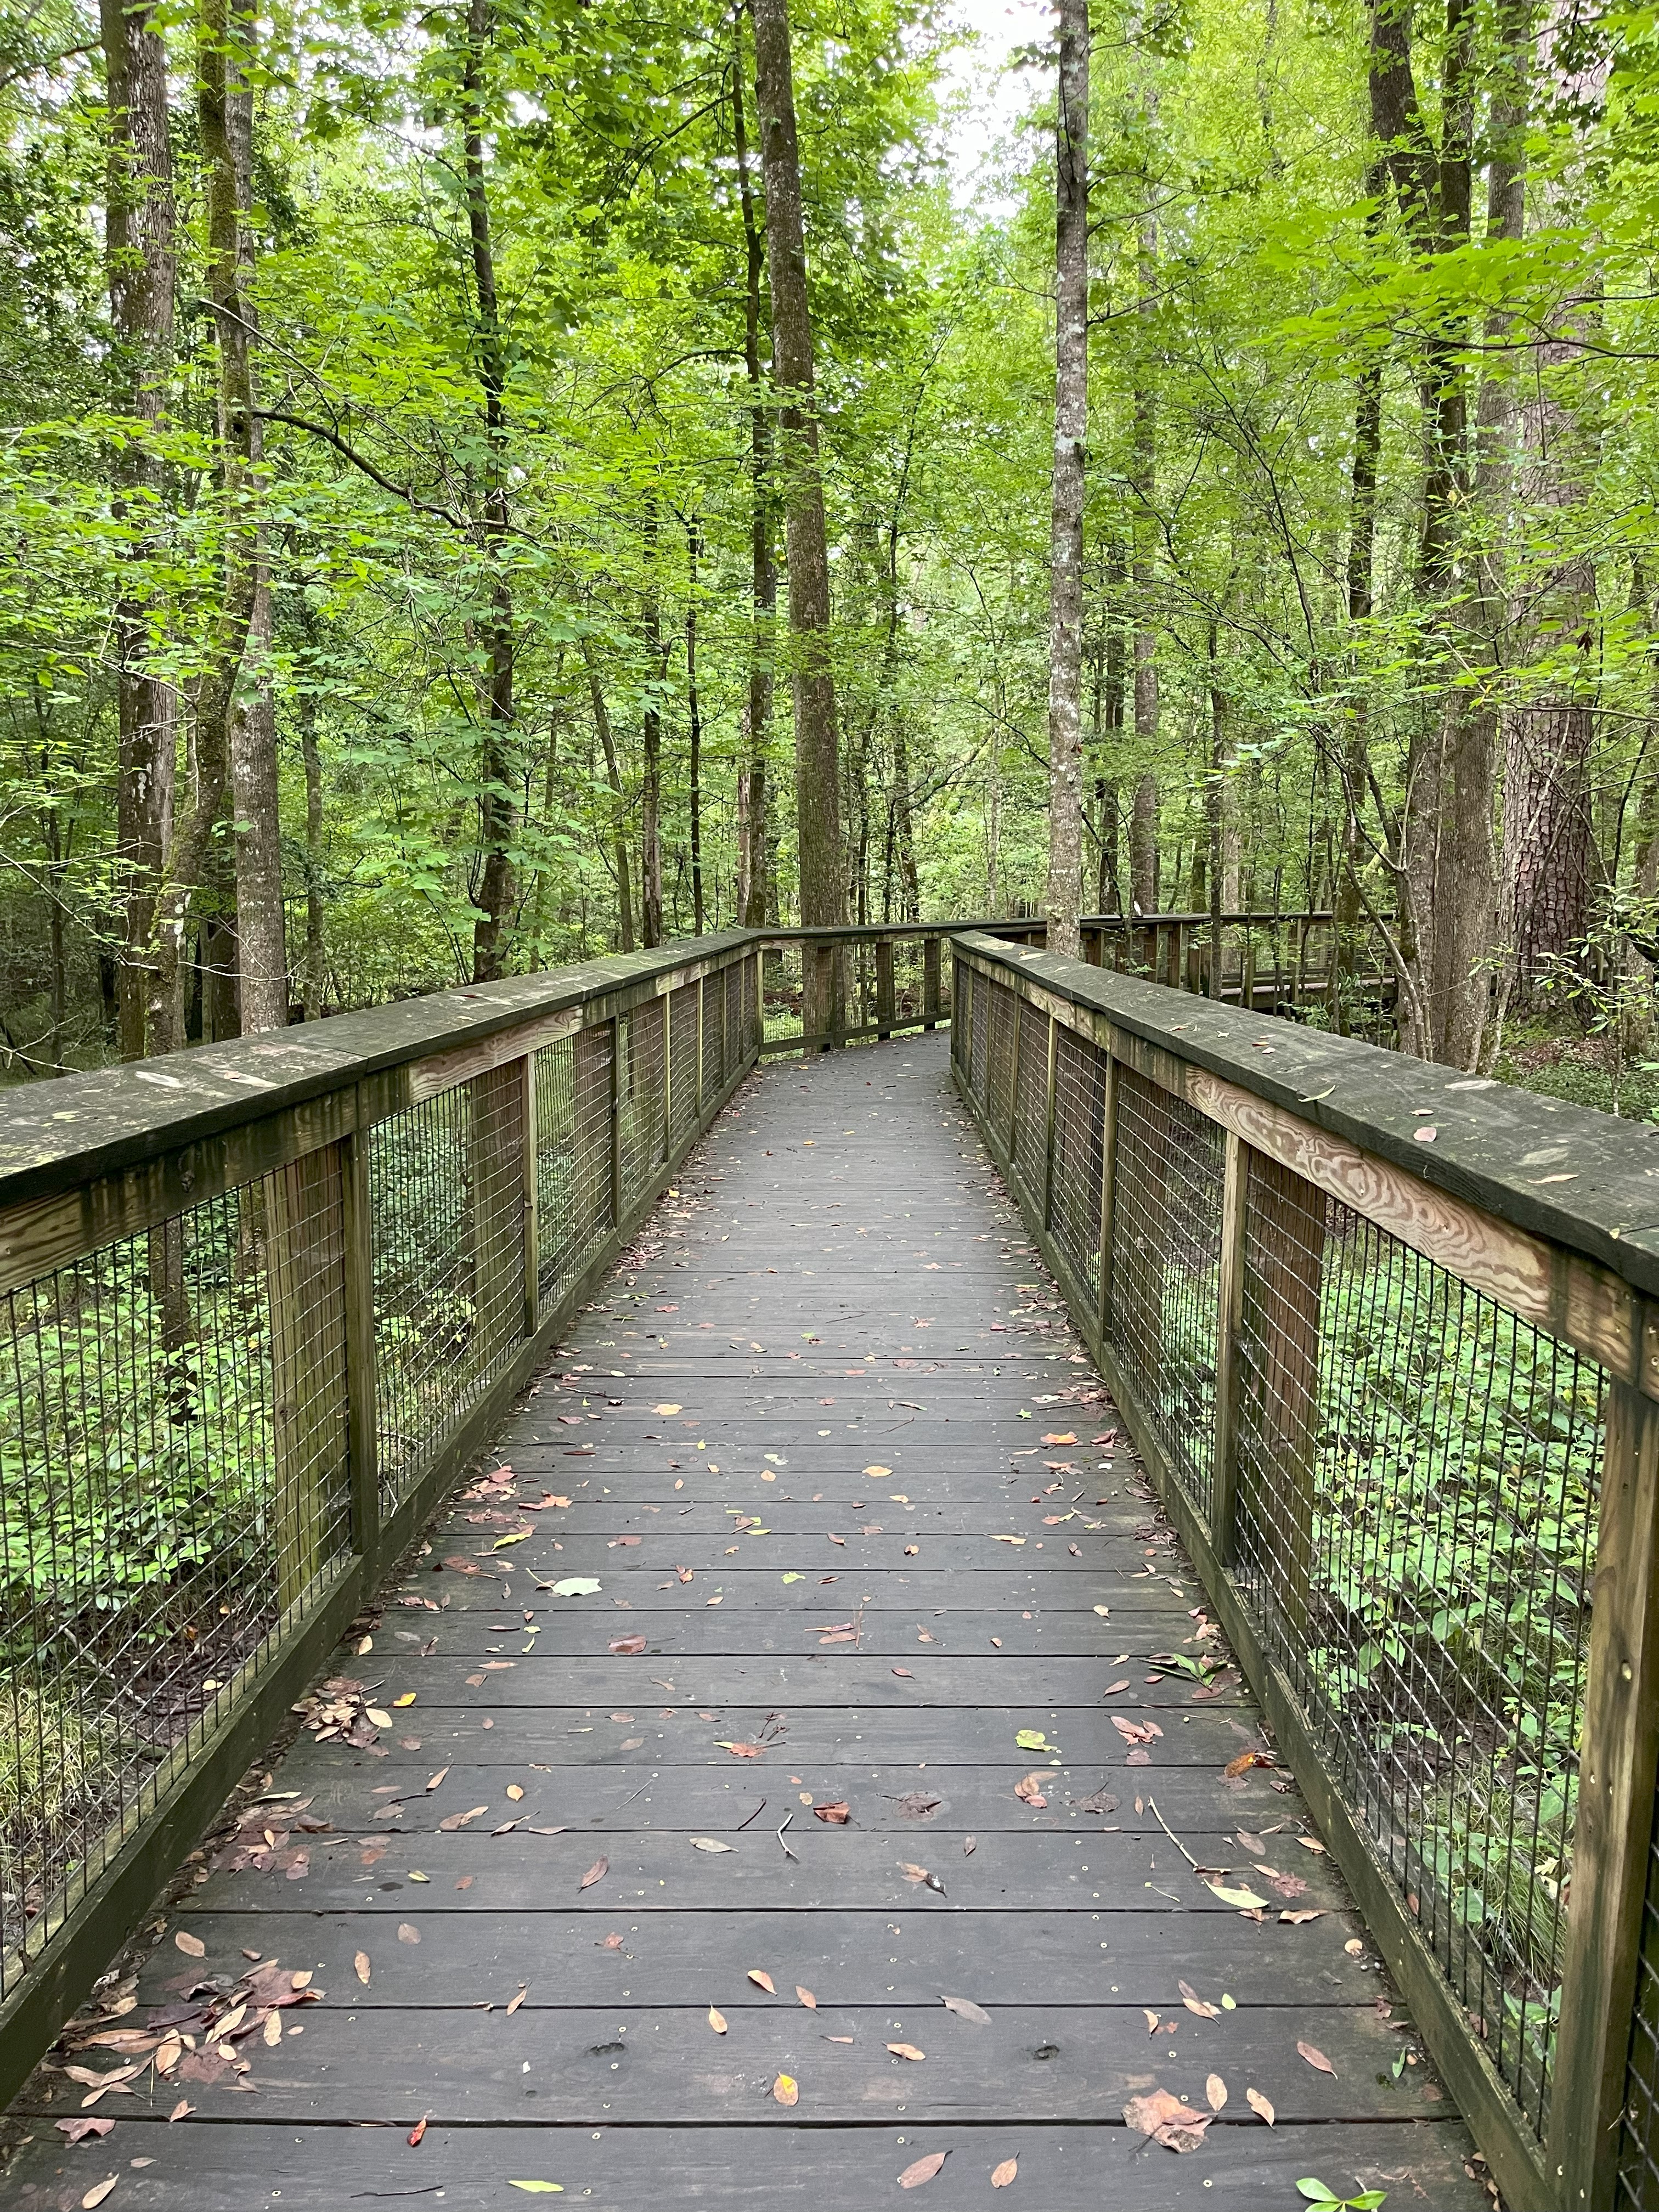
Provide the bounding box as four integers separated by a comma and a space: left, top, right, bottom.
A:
951, 928, 1659, 2211
0, 931, 762, 2101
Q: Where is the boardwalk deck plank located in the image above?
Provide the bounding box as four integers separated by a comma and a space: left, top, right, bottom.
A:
0, 1035, 1487, 2208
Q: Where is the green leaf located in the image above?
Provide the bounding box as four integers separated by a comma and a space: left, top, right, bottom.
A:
1296, 2188, 1341, 2208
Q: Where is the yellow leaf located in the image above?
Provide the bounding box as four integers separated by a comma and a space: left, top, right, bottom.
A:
493, 1530, 532, 1549
393, 1692, 416, 1707
772, 2073, 799, 2106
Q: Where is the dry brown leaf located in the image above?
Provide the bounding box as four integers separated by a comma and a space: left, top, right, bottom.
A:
506, 1984, 528, 2015
262, 2015, 281, 2047
173, 1931, 205, 1958
167, 2100, 193, 2123
1123, 2089, 1212, 2153
941, 1996, 990, 2025
1246, 2086, 1276, 2126
397, 1922, 420, 1945
81, 2180, 119, 2209
579, 1857, 608, 1891
425, 1767, 449, 1791
887, 2041, 926, 2062
772, 2073, 799, 2106
1297, 2040, 1338, 2077
1206, 2073, 1227, 2112
610, 1634, 647, 1655
506, 1785, 524, 1801
812, 1801, 851, 1824
1178, 1978, 1220, 2019
898, 2151, 947, 2188
1280, 1909, 1325, 1925
1297, 1835, 1327, 1853
1014, 1770, 1056, 1807
354, 1951, 371, 1985
55, 2119, 115, 2143
1143, 2008, 1160, 2035
707, 2006, 727, 2034
1223, 1750, 1273, 1778
990, 2156, 1018, 2188
408, 2112, 430, 2147
748, 1969, 776, 1993
438, 1805, 489, 1832
796, 1986, 817, 2010
1040, 1432, 1077, 1446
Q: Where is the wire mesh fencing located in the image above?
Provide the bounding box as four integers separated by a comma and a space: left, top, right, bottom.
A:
949, 939, 1637, 2200
0, 940, 759, 2049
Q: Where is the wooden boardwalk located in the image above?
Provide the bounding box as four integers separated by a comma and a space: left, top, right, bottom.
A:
5, 1036, 1488, 2208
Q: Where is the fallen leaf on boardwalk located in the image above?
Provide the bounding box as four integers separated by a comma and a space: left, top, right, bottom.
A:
1281, 1909, 1325, 1925
1296, 1836, 1328, 1854
1015, 1771, 1055, 1807
1179, 1980, 1221, 2018
747, 1970, 776, 1992
899, 1862, 946, 1895
507, 1784, 524, 1801
354, 1951, 371, 1985
393, 1692, 417, 1707
654, 1404, 682, 1415
167, 2101, 193, 2123
894, 1793, 941, 1820
506, 2185, 565, 2195
1076, 1786, 1118, 1816
506, 1984, 528, 2015
690, 1837, 736, 1852
1297, 2040, 1338, 2077
828, 1534, 845, 1546
887, 2042, 926, 2061
438, 1805, 489, 1831
716, 1741, 763, 1758
55, 2118, 115, 2143
1111, 1715, 1162, 1745
942, 1996, 991, 2025
551, 1578, 602, 1598
991, 2156, 1018, 2187
1102, 1679, 1131, 1695
797, 1986, 817, 2009
675, 1567, 694, 1584
1123, 2088, 1212, 2152
465, 1673, 486, 1688
864, 1465, 893, 1477
579, 1857, 608, 1891
610, 1634, 648, 1655
262, 2014, 281, 2047
81, 2181, 119, 2208
173, 1931, 205, 1958
898, 2151, 947, 2187
1206, 2073, 1228, 2112
607, 1537, 641, 1549
1144, 2009, 1161, 2034
990, 1535, 1026, 1546
408, 2113, 431, 2146
891, 1667, 914, 1678
1205, 1881, 1269, 1910
1014, 1729, 1060, 1754
1246, 2087, 1276, 2125
398, 1922, 421, 1944
812, 1801, 850, 1824
1040, 1432, 1077, 1446
426, 1767, 450, 1791
601, 1933, 624, 1950
707, 2006, 727, 2034
366, 1707, 393, 1726
963, 1836, 976, 1855
1092, 1603, 1111, 1617
1224, 1750, 1273, 1778
772, 2073, 799, 2106
493, 1531, 532, 1549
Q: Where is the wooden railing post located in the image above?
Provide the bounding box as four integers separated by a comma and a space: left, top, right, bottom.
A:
876, 936, 896, 1039
1547, 1374, 1659, 2208
608, 1013, 624, 1221
923, 936, 941, 1030
696, 975, 707, 1113
1242, 1154, 1325, 1636
268, 1137, 351, 1616
1007, 993, 1023, 1156
1211, 1128, 1248, 1561
471, 1058, 528, 1371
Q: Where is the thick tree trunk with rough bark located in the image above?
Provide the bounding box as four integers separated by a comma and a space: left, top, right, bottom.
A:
1044, 0, 1088, 959
753, 0, 845, 1033
102, 0, 177, 1060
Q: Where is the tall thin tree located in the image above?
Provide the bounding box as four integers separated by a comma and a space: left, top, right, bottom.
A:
1045, 0, 1089, 960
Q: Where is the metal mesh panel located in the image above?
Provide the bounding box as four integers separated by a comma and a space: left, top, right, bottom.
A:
985, 976, 1015, 1139
724, 963, 741, 1076
618, 998, 667, 1210
370, 1068, 527, 1504
966, 968, 985, 1093
1107, 1065, 1223, 1515
1013, 1002, 1048, 1190
1621, 1824, 1659, 2205
669, 981, 701, 1149
740, 956, 757, 1057
762, 945, 802, 1048
0, 1159, 350, 1995
702, 973, 725, 1097
1050, 1024, 1105, 1301
1232, 1165, 1602, 2139
535, 1025, 613, 1302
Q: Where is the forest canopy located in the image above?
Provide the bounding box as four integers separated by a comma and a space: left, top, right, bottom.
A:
2, 0, 1657, 1081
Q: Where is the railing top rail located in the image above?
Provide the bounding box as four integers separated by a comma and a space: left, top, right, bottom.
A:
1081, 908, 1339, 928
954, 929, 1659, 1305
0, 928, 755, 1212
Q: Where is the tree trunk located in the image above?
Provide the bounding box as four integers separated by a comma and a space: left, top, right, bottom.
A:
640, 498, 664, 949
1043, 0, 1088, 960
732, 25, 775, 932
686, 513, 705, 934
101, 0, 176, 1062
462, 0, 518, 984
753, 0, 845, 1034
582, 635, 635, 952
1130, 187, 1159, 917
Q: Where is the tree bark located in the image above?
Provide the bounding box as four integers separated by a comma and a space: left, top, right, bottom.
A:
686, 512, 706, 934
1044, 0, 1088, 959
1130, 181, 1159, 917
582, 635, 635, 952
640, 497, 664, 949
462, 0, 518, 984
732, 23, 775, 931
753, 0, 845, 1033
101, 0, 176, 1059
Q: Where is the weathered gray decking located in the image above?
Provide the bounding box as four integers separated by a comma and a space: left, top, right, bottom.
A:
3, 1035, 1487, 2208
